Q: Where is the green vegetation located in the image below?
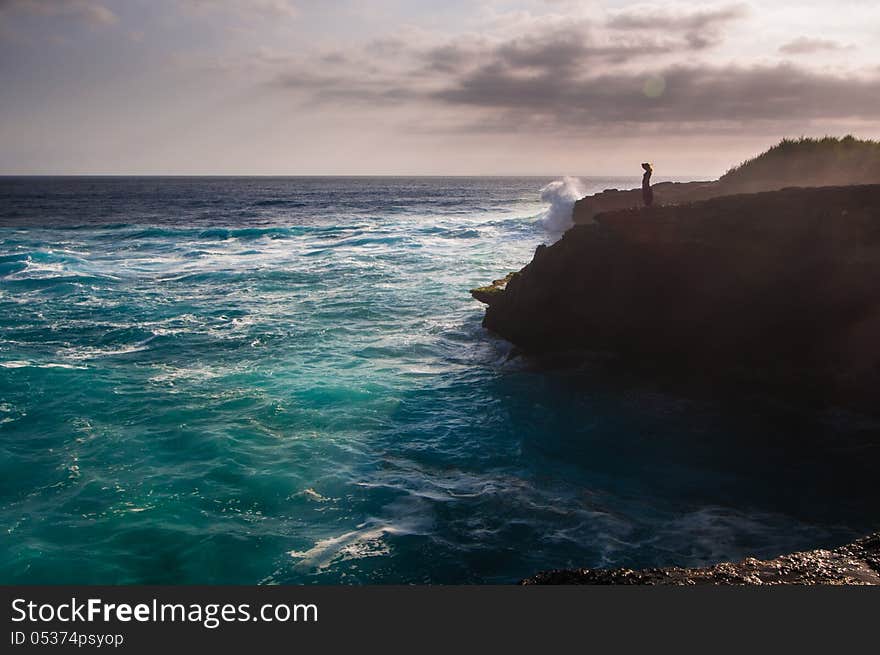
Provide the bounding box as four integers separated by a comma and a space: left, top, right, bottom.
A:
720, 136, 880, 192
470, 271, 518, 303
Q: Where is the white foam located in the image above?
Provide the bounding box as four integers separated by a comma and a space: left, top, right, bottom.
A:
0, 360, 88, 370
288, 496, 432, 571
288, 524, 395, 570
539, 177, 586, 233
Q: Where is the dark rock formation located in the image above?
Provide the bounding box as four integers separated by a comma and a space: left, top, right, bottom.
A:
473, 185, 880, 410
521, 532, 880, 585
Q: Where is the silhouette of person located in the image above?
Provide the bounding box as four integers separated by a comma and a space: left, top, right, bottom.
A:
641, 163, 654, 207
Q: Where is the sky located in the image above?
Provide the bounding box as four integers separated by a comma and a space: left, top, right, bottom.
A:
1, 0, 879, 175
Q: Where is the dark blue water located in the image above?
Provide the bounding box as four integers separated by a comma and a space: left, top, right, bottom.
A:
1, 177, 878, 584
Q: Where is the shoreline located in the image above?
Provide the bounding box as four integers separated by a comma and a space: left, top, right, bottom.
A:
522, 532, 880, 585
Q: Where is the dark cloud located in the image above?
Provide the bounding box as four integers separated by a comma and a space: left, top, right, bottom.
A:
418, 17, 725, 78
277, 48, 880, 133
0, 0, 117, 25
432, 63, 880, 130
492, 24, 680, 71
181, 0, 299, 19
779, 37, 847, 55
606, 3, 749, 32
422, 43, 475, 73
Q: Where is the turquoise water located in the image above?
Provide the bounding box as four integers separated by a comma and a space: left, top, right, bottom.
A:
1, 177, 878, 584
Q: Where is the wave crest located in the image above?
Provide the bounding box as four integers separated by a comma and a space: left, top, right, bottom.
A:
540, 177, 585, 233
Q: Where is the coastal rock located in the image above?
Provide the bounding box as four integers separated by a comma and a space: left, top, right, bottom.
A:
470, 271, 518, 305
521, 532, 880, 585
473, 184, 880, 410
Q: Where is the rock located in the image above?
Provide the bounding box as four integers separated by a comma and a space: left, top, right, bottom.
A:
521, 532, 880, 585
470, 271, 518, 305
475, 184, 880, 412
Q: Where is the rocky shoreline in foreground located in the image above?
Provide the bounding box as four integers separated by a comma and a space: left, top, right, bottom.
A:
522, 533, 880, 585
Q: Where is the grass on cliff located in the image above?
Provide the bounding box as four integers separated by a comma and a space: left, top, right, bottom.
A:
471, 272, 517, 296
720, 136, 880, 191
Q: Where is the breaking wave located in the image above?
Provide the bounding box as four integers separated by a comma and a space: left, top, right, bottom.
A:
540, 176, 585, 233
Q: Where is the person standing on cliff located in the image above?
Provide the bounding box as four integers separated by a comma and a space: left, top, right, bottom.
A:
641, 163, 654, 207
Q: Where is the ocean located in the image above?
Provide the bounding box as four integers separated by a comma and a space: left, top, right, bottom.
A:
1, 176, 877, 584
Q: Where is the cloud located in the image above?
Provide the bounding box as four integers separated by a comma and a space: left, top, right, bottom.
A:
258, 3, 879, 136
779, 36, 846, 55
0, 0, 117, 25
434, 64, 880, 129
606, 2, 749, 49
181, 0, 299, 19
277, 53, 880, 134
606, 3, 749, 31
416, 7, 744, 78
488, 22, 689, 71
270, 11, 746, 106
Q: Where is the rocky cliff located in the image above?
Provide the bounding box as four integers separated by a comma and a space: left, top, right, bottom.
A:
522, 532, 880, 585
473, 184, 880, 410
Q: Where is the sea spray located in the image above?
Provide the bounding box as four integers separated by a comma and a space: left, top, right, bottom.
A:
540, 177, 586, 233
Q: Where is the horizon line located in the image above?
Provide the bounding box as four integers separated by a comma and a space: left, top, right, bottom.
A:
0, 173, 706, 179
